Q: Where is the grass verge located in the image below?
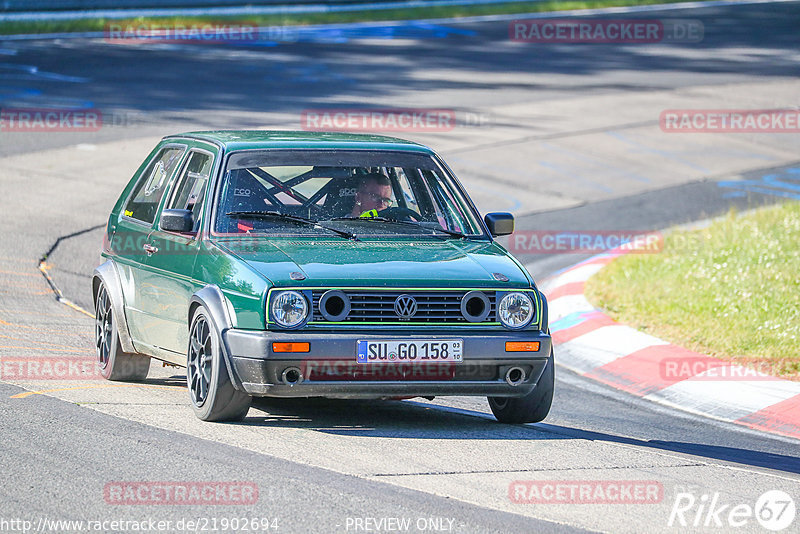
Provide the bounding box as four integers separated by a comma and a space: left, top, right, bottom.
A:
585, 202, 800, 380
1, 0, 707, 36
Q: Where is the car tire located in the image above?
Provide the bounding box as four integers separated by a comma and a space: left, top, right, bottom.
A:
187, 307, 251, 422
488, 348, 554, 424
95, 282, 150, 381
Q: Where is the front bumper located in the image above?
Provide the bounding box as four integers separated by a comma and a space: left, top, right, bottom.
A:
222, 329, 552, 398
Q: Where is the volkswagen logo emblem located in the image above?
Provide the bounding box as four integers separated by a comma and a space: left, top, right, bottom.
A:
394, 294, 417, 320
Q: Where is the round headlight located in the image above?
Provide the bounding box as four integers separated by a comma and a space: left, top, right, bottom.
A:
498, 292, 534, 329
271, 291, 308, 328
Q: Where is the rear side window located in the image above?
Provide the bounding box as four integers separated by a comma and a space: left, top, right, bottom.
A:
124, 147, 185, 224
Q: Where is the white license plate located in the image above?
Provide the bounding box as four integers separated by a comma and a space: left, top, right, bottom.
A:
356, 339, 463, 364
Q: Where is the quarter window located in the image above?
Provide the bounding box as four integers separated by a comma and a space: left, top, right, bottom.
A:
123, 147, 185, 224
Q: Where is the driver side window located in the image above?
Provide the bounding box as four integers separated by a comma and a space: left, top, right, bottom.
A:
165, 150, 213, 232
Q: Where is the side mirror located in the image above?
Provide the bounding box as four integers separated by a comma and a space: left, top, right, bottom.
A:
484, 212, 514, 237
160, 209, 195, 233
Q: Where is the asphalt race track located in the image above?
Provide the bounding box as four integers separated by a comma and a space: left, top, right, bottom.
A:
1, 2, 799, 533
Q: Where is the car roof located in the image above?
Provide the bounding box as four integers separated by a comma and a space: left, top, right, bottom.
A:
164, 130, 435, 154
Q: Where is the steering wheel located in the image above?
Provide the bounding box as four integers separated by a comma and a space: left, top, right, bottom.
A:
377, 207, 420, 222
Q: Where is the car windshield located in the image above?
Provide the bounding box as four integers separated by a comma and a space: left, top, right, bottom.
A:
214, 149, 485, 238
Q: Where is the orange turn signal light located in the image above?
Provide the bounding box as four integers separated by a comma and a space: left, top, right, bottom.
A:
505, 341, 540, 352
272, 342, 310, 353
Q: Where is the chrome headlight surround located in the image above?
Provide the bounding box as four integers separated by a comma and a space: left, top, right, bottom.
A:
270, 290, 309, 329
497, 291, 535, 330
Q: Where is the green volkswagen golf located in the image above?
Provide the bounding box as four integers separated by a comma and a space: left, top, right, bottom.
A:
93, 131, 554, 423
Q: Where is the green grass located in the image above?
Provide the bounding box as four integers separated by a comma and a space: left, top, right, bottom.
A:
1, 0, 707, 36
585, 202, 800, 380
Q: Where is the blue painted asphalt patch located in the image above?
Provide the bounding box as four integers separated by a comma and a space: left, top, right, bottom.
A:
182, 22, 476, 46
717, 167, 800, 201
295, 22, 476, 41
719, 185, 800, 200
550, 311, 599, 333
0, 86, 41, 103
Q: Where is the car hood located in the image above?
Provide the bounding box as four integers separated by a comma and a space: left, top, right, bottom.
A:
213, 237, 532, 288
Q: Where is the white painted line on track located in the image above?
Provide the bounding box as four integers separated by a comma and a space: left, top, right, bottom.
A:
558, 325, 668, 373
554, 364, 800, 448
646, 375, 800, 420
548, 295, 596, 322
407, 398, 800, 478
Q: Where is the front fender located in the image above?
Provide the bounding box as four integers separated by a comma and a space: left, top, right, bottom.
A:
92, 260, 137, 354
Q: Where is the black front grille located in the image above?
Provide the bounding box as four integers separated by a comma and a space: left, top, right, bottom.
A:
311, 290, 497, 324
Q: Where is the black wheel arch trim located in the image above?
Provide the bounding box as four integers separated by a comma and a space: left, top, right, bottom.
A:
189, 285, 246, 392
92, 260, 137, 354
538, 289, 549, 335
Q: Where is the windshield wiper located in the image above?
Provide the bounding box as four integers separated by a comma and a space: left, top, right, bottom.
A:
425, 226, 466, 239
226, 210, 359, 241
325, 217, 466, 239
